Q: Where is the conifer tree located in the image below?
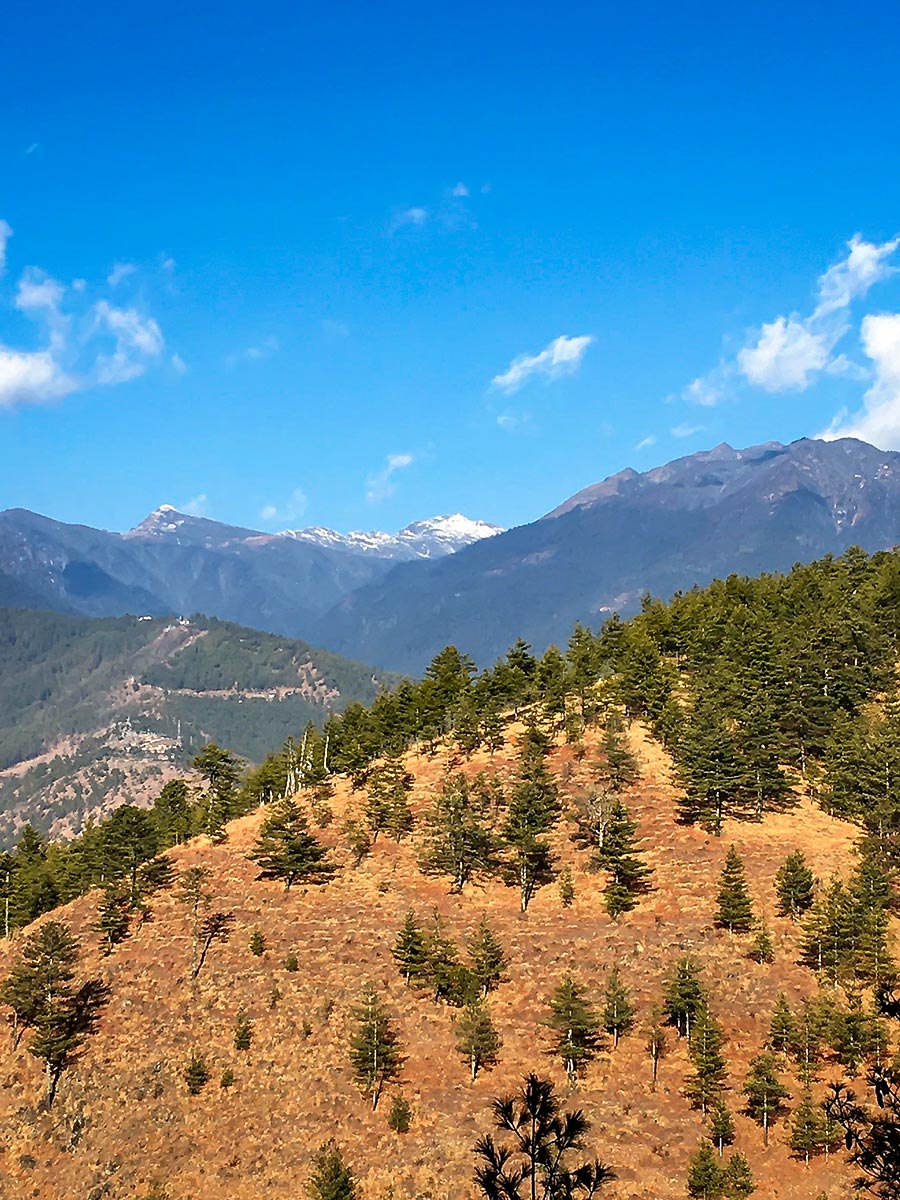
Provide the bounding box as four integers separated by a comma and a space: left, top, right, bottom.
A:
184, 1049, 210, 1095
234, 1007, 252, 1051
663, 956, 706, 1040
392, 910, 429, 985
775, 851, 816, 920
715, 847, 754, 934
646, 1006, 668, 1091
768, 993, 795, 1053
790, 1088, 824, 1164
788, 996, 829, 1085
743, 1052, 789, 1145
547, 974, 601, 1082
307, 1140, 357, 1200
248, 798, 335, 891
688, 1005, 728, 1115
686, 1141, 724, 1199
94, 883, 130, 954
591, 798, 652, 916
709, 1098, 735, 1157
176, 865, 211, 978
349, 982, 402, 1110
558, 865, 575, 907
418, 772, 497, 892
194, 911, 234, 979
467, 917, 508, 998
424, 911, 475, 1005
192, 743, 243, 841
501, 751, 559, 911
595, 711, 639, 792
602, 967, 634, 1049
722, 1152, 755, 1198
455, 998, 501, 1080
749, 922, 774, 964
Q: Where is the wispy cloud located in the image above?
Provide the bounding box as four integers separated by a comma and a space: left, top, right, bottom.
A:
224, 336, 280, 369
390, 207, 428, 234
107, 261, 137, 287
680, 234, 899, 406
171, 353, 188, 375
671, 423, 704, 438
0, 220, 166, 410
180, 493, 209, 517
259, 487, 308, 526
635, 435, 656, 450
491, 334, 594, 395
24, 142, 40, 156
451, 182, 469, 198
0, 220, 12, 276
366, 452, 415, 503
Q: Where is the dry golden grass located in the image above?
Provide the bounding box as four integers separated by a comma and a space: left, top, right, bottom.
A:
0, 721, 878, 1200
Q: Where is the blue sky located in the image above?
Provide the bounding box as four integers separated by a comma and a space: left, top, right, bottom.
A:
1, 0, 900, 534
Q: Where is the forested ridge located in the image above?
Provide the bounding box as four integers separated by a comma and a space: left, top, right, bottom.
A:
2, 545, 900, 1199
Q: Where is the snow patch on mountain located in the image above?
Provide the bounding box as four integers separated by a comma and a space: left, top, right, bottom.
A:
281, 514, 504, 559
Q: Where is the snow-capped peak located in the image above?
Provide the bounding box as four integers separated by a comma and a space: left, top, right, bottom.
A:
280, 514, 503, 560
124, 505, 188, 537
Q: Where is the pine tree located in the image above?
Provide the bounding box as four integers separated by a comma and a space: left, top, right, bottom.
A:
501, 749, 559, 911
663, 956, 706, 1040
547, 974, 601, 1082
364, 756, 414, 842
686, 1141, 724, 1199
602, 967, 635, 1049
715, 846, 755, 933
348, 982, 402, 1110
392, 910, 429, 985
708, 1098, 735, 1157
591, 797, 652, 916
688, 1005, 728, 1115
743, 1052, 789, 1145
184, 1049, 210, 1095
387, 1094, 412, 1133
775, 851, 816, 920
307, 1140, 357, 1200
176, 865, 211, 979
768, 993, 795, 1053
788, 995, 829, 1085
234, 1007, 252, 1051
249, 929, 266, 956
418, 772, 497, 892
248, 799, 335, 891
749, 922, 774, 964
424, 911, 475, 1006
94, 884, 130, 954
467, 917, 508, 997
596, 711, 639, 792
722, 1151, 755, 1198
558, 865, 575, 907
789, 1088, 824, 1164
455, 998, 501, 1080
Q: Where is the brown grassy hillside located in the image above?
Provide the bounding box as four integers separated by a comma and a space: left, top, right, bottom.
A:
0, 722, 877, 1200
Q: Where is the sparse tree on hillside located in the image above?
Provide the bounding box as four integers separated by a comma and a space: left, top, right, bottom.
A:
418, 771, 497, 892
775, 851, 816, 920
94, 883, 131, 954
790, 1088, 825, 1165
591, 797, 653, 916
364, 755, 415, 842
473, 1073, 615, 1199
646, 1006, 668, 1091
602, 967, 634, 1049
723, 1152, 755, 1198
749, 922, 774, 964
349, 982, 402, 1110
455, 997, 501, 1081
501, 751, 559, 912
688, 1005, 728, 1115
192, 743, 244, 841
184, 1049, 210, 1095
743, 1052, 789, 1146
547, 974, 602, 1083
709, 1098, 735, 1157
686, 1141, 723, 1199
467, 917, 508, 998
715, 847, 755, 934
176, 865, 211, 978
307, 1141, 357, 1200
595, 711, 639, 792
195, 911, 234, 979
234, 1007, 253, 1051
392, 910, 429, 985
663, 956, 706, 1041
248, 798, 335, 891
768, 994, 795, 1054
98, 804, 160, 907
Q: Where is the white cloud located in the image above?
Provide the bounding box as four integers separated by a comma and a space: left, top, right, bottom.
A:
0, 231, 166, 410
451, 182, 469, 197
814, 234, 899, 319
671, 423, 704, 438
180, 493, 209, 517
491, 334, 594, 394
681, 372, 727, 407
259, 487, 308, 525
635, 435, 656, 450
366, 452, 415, 502
107, 262, 137, 287
820, 313, 900, 447
390, 206, 428, 234
24, 143, 39, 156
0, 220, 12, 276
737, 316, 835, 392
225, 336, 279, 368
171, 353, 188, 374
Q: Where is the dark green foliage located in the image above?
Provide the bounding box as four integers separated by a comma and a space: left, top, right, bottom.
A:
790, 1088, 825, 1164
687, 1006, 727, 1115
348, 982, 402, 1109
467, 917, 508, 997
418, 772, 497, 892
558, 865, 575, 907
249, 929, 266, 957
743, 1052, 789, 1145
722, 1152, 755, 1198
0, 920, 109, 1105
184, 1049, 210, 1095
248, 798, 335, 891
775, 851, 816, 920
473, 1074, 615, 1199
455, 998, 501, 1080
590, 797, 652, 916
595, 711, 638, 792
192, 743, 245, 841
825, 1066, 900, 1198
501, 748, 559, 911
234, 1007, 252, 1051
602, 967, 634, 1049
94, 884, 130, 954
714, 846, 754, 933
424, 913, 476, 1006
392, 910, 429, 985
387, 1094, 412, 1133
284, 953, 299, 972
307, 1140, 357, 1200
750, 923, 774, 964
789, 995, 830, 1085
663, 956, 706, 1040
708, 1098, 735, 1156
547, 974, 601, 1082
364, 755, 414, 842
767, 993, 795, 1053
645, 1006, 668, 1090
220, 1067, 235, 1090
686, 1141, 723, 1199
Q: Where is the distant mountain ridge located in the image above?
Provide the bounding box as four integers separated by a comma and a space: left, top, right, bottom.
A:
0, 505, 501, 637
313, 437, 900, 672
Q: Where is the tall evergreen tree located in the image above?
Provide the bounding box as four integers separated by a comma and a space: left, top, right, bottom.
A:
790, 1088, 824, 1165
715, 846, 755, 933
743, 1052, 789, 1146
688, 1005, 728, 1115
602, 967, 635, 1049
686, 1141, 723, 1200
248, 798, 335, 891
467, 917, 508, 998
455, 998, 501, 1081
547, 975, 601, 1082
775, 851, 816, 920
663, 956, 706, 1040
307, 1141, 357, 1200
708, 1098, 735, 1157
392, 910, 429, 985
768, 994, 796, 1054
348, 982, 402, 1110
501, 749, 559, 911
591, 798, 653, 916
418, 772, 497, 892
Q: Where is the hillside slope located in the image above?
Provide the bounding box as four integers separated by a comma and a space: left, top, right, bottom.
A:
0, 609, 393, 841
0, 721, 869, 1200
316, 436, 900, 671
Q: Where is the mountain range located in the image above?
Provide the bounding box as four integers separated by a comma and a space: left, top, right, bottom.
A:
4, 436, 900, 673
